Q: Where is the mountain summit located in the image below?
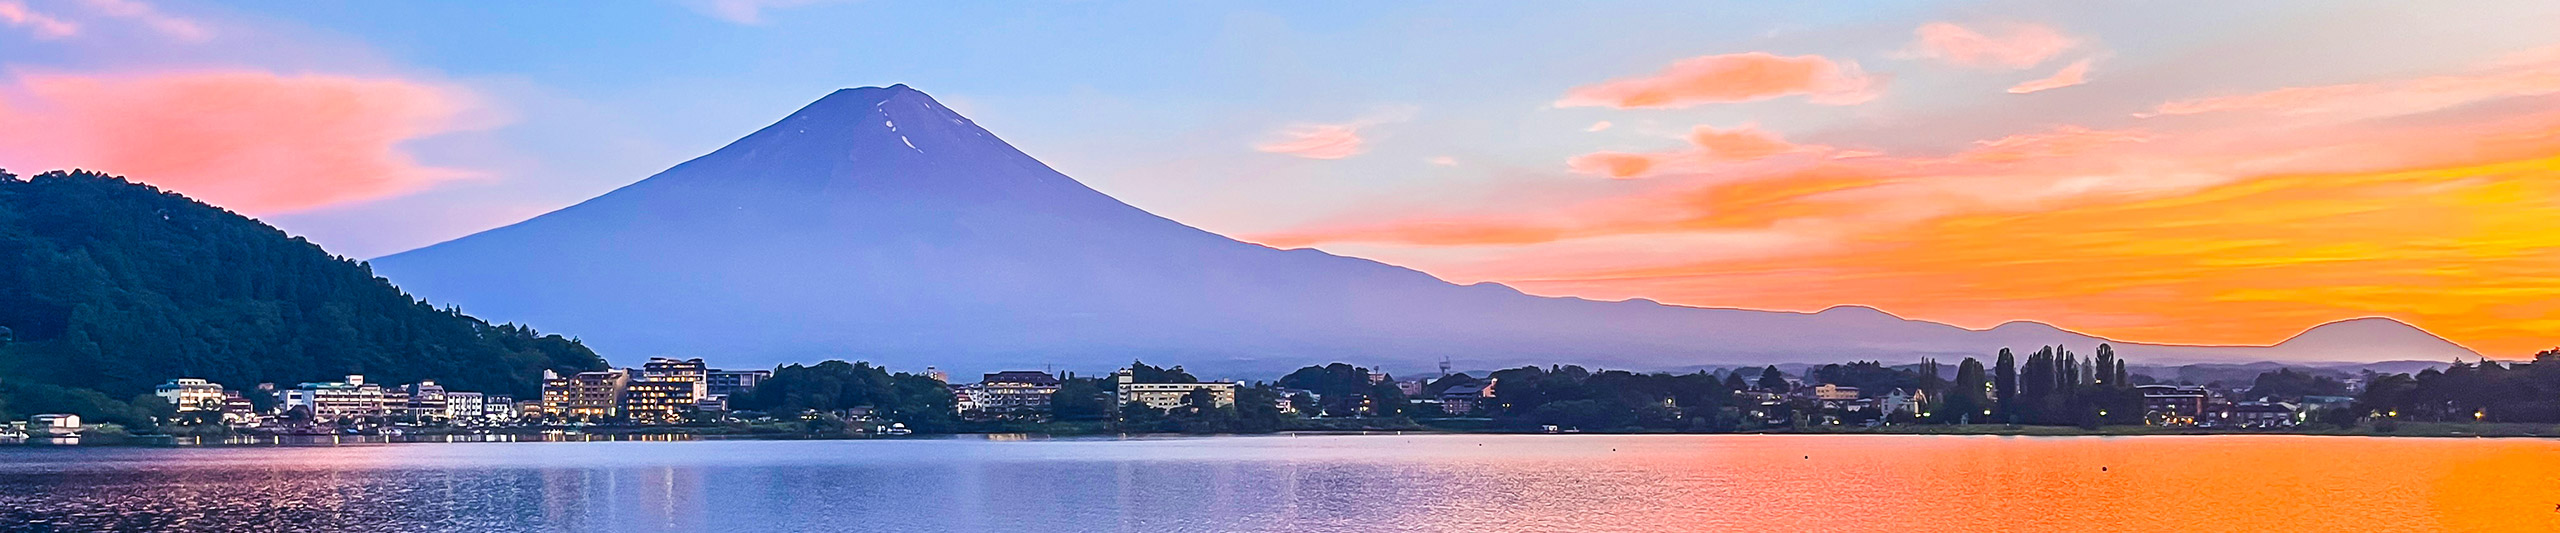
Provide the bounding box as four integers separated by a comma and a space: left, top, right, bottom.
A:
372, 86, 2478, 374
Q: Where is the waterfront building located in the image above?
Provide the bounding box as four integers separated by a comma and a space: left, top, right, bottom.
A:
707, 368, 771, 398
2139, 385, 2212, 426
483, 395, 518, 423
957, 371, 1061, 420
643, 358, 710, 397
282, 375, 388, 421
2223, 401, 2300, 428
405, 381, 450, 422
1439, 379, 1496, 415
644, 357, 717, 414
1812, 383, 1862, 402
382, 389, 415, 420
1879, 388, 1928, 418
444, 391, 486, 421
30, 414, 80, 436
544, 369, 632, 420
155, 378, 228, 412
623, 378, 698, 424
221, 391, 258, 426
1114, 368, 1236, 410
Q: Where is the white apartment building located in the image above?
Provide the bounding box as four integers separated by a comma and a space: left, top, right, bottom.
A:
282, 375, 388, 420
1114, 369, 1237, 410
155, 378, 228, 411
445, 391, 487, 421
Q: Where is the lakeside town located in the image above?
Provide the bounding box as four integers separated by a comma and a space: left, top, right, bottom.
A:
13, 344, 2556, 445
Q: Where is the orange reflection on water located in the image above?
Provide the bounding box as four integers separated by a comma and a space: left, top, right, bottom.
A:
1347, 435, 2560, 533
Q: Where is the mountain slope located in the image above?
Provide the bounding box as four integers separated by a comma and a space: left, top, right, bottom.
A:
0, 170, 606, 402
372, 86, 2478, 375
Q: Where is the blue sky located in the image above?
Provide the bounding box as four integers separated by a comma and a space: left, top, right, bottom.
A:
4, 1, 2559, 353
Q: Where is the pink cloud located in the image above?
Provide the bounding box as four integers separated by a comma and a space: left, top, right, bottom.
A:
2008, 59, 2094, 94
1255, 123, 1368, 160
0, 71, 495, 214
1907, 22, 2079, 69
1556, 52, 1881, 109
1569, 125, 1818, 178
0, 1, 78, 39
1587, 121, 1613, 132
2149, 47, 2560, 119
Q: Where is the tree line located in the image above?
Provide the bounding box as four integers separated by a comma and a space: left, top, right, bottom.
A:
2347, 349, 2560, 423
0, 170, 608, 429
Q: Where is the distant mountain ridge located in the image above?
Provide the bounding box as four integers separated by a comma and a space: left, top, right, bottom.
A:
371, 85, 2480, 376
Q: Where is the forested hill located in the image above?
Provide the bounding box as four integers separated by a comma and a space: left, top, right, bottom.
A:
0, 170, 606, 406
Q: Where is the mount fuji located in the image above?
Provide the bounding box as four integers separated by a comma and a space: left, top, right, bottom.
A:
370, 86, 2478, 375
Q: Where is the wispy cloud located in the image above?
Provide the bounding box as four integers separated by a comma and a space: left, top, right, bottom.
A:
1253, 108, 1415, 160
1904, 22, 2078, 69
75, 0, 207, 41
1256, 124, 1368, 159
2008, 58, 2094, 94
1556, 52, 1882, 109
2146, 46, 2560, 119
0, 1, 78, 39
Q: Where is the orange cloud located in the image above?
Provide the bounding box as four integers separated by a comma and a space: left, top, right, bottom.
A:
0, 71, 493, 214
1907, 22, 2079, 69
1262, 46, 2560, 353
1514, 156, 2560, 356
1568, 125, 1817, 178
1556, 52, 1881, 108
1256, 123, 1368, 160
0, 1, 78, 39
2008, 59, 2092, 94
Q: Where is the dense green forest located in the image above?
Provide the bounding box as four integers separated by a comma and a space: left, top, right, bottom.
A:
0, 170, 607, 426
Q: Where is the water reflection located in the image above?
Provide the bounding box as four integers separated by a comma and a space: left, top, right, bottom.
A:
0, 435, 2554, 532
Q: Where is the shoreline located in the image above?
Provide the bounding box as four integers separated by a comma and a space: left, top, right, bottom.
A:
12, 421, 2554, 448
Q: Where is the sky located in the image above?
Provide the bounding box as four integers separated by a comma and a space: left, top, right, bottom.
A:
2, 1, 2557, 357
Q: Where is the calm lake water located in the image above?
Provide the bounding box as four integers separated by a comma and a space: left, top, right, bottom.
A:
1, 434, 2554, 532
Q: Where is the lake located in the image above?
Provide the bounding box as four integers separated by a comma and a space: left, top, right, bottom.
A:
0, 434, 2554, 532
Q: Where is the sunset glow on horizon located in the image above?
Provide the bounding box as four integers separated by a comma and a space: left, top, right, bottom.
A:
3, 2, 2556, 356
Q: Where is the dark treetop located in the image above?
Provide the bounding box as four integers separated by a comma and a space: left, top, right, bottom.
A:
0, 170, 605, 426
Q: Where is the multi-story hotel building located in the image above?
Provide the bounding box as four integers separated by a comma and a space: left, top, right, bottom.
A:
956, 371, 1061, 420
622, 378, 698, 424
1114, 368, 1237, 410
155, 378, 228, 412
643, 358, 716, 412
405, 381, 449, 421
543, 369, 632, 420
707, 369, 770, 398
281, 375, 388, 420
444, 391, 486, 421
484, 395, 518, 422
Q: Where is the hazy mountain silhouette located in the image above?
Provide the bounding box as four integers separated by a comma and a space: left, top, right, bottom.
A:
371, 86, 2479, 375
